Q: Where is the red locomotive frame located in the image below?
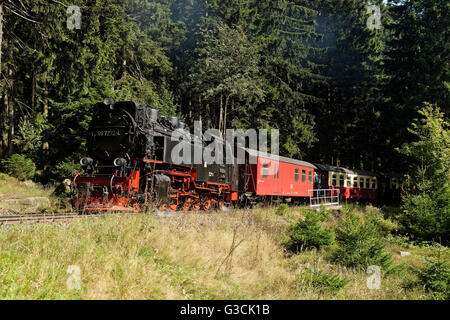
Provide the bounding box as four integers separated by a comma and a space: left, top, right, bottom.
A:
72, 159, 239, 212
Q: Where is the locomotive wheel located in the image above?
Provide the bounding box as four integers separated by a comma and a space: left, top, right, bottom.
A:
182, 197, 192, 211
154, 203, 168, 215
218, 199, 224, 211
202, 198, 212, 211
191, 199, 201, 212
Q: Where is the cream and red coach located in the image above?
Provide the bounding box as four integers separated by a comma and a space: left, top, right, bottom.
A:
314, 164, 378, 200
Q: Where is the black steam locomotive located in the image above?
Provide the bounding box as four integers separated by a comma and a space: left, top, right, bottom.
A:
72, 99, 239, 212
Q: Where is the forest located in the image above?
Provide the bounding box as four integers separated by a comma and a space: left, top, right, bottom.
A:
0, 0, 448, 182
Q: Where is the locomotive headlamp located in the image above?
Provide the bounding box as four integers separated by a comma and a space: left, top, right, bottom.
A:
113, 158, 127, 167
80, 157, 93, 166
103, 97, 115, 106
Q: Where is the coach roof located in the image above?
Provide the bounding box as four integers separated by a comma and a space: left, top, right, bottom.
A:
245, 148, 317, 169
314, 163, 376, 176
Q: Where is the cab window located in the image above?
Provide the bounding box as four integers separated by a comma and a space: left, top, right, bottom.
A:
339, 175, 345, 187
308, 171, 313, 183
372, 179, 376, 189
332, 173, 337, 186
347, 176, 351, 187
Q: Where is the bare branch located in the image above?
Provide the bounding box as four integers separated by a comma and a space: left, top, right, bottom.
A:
3, 5, 41, 24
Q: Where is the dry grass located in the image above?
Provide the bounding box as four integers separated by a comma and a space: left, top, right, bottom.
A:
0, 174, 52, 199
0, 174, 55, 214
0, 206, 446, 300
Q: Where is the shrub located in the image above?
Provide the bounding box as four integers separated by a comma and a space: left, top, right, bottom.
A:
2, 154, 36, 181
298, 268, 350, 293
365, 206, 398, 237
275, 203, 289, 216
400, 192, 450, 244
406, 254, 450, 300
331, 211, 392, 271
416, 259, 450, 300
286, 210, 334, 252
52, 158, 82, 181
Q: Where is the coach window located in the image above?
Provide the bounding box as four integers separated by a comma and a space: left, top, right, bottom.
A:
332, 173, 337, 186
365, 178, 370, 189
347, 176, 351, 187
276, 165, 280, 179
353, 177, 358, 188
372, 179, 376, 189
295, 168, 300, 182
262, 163, 269, 178
301, 169, 306, 182
308, 171, 312, 183
339, 174, 344, 187
359, 177, 364, 188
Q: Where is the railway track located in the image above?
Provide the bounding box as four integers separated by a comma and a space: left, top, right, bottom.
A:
0, 212, 86, 226
0, 211, 157, 226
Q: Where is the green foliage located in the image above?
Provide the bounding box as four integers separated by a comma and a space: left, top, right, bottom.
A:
397, 104, 450, 244
12, 114, 47, 159
52, 158, 82, 182
415, 259, 450, 300
0, 0, 448, 192
276, 203, 289, 216
308, 0, 388, 166
2, 154, 36, 181
298, 268, 350, 293
364, 206, 398, 237
287, 210, 334, 252
406, 248, 450, 300
331, 210, 392, 271
385, 0, 450, 116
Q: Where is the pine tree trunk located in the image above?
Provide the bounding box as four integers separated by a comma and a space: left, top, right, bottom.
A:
0, 3, 3, 74
31, 70, 36, 110
205, 103, 211, 129
7, 68, 14, 156
0, 4, 4, 155
42, 71, 49, 172
1, 91, 7, 155
218, 94, 223, 132
223, 96, 230, 137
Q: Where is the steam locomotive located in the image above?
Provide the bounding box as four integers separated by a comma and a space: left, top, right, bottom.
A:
71, 99, 402, 212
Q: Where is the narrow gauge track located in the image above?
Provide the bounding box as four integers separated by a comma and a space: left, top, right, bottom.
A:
0, 212, 90, 226
0, 210, 189, 226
